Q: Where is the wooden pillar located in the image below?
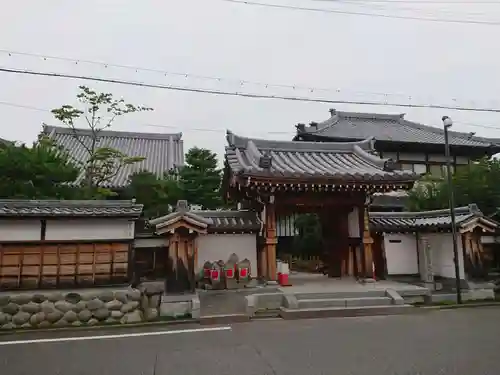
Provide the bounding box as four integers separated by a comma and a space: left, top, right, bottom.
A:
264, 200, 278, 281
360, 204, 374, 278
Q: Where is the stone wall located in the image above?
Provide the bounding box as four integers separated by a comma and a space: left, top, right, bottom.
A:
0, 288, 145, 330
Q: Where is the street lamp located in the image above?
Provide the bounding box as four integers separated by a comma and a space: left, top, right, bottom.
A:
442, 116, 462, 304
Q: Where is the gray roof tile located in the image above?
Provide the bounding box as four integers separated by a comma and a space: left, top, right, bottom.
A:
297, 109, 500, 150
43, 125, 184, 188
194, 210, 261, 233
370, 204, 498, 232
0, 200, 143, 218
225, 131, 417, 183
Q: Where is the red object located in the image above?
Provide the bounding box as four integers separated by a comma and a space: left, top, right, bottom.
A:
203, 268, 211, 278
278, 273, 290, 286
210, 269, 220, 281
239, 267, 249, 279
225, 268, 234, 279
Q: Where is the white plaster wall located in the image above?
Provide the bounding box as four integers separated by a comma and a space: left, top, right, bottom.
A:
0, 219, 41, 241
45, 219, 135, 241
197, 234, 257, 276
427, 233, 465, 279
383, 233, 419, 275
348, 207, 359, 238
134, 238, 167, 248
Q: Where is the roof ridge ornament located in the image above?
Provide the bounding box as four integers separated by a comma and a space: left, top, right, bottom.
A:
258, 151, 272, 169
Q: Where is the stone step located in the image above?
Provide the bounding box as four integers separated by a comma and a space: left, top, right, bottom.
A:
279, 304, 416, 320
297, 296, 393, 309
294, 290, 387, 300
199, 314, 249, 325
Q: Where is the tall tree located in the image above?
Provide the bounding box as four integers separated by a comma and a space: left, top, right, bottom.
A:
407, 157, 500, 215
124, 170, 182, 218
178, 147, 222, 209
51, 86, 152, 198
0, 136, 80, 199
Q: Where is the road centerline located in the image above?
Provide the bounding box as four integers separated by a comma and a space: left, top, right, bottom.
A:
0, 326, 232, 346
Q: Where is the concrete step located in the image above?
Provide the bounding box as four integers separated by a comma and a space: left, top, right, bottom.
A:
297, 296, 393, 309
294, 290, 387, 300
200, 314, 250, 325
279, 304, 416, 320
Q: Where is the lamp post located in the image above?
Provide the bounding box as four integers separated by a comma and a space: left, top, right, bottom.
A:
442, 116, 462, 304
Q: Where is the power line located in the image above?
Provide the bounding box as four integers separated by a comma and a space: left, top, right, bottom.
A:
1, 98, 499, 137
0, 49, 417, 100
312, 0, 500, 4
222, 0, 500, 25
2, 66, 500, 113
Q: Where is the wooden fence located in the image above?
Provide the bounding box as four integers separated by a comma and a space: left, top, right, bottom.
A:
0, 242, 130, 290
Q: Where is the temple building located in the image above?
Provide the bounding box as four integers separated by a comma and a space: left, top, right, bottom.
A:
222, 130, 417, 280
293, 109, 500, 211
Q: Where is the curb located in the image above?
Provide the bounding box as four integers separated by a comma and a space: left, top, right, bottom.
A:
418, 302, 500, 310
0, 318, 199, 336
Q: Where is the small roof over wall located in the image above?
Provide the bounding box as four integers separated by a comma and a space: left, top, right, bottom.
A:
225, 130, 417, 190
0, 200, 143, 218
146, 201, 261, 235
370, 204, 499, 233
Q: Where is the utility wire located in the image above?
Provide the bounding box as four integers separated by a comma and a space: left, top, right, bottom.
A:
0, 49, 415, 99
1, 66, 500, 113
312, 0, 500, 4
222, 0, 500, 25
1, 99, 499, 136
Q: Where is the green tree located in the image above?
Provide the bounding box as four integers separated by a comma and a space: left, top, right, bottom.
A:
407, 157, 500, 215
0, 136, 81, 199
292, 214, 323, 257
51, 86, 152, 198
124, 170, 182, 218
178, 147, 222, 209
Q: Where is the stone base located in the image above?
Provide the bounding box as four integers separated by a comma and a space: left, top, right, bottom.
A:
159, 293, 200, 319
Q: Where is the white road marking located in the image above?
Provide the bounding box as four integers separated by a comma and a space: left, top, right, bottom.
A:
0, 326, 232, 346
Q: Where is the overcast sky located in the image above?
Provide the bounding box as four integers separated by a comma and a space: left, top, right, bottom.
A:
1, 0, 500, 159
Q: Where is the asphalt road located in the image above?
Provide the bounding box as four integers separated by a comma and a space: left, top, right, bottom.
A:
1, 307, 499, 375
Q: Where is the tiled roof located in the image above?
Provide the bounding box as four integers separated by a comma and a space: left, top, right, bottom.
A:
370, 204, 497, 232
225, 130, 417, 183
43, 125, 184, 188
194, 210, 261, 233
0, 200, 143, 218
296, 109, 500, 150
146, 201, 260, 234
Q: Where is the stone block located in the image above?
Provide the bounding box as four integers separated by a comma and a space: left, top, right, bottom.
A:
30, 312, 46, 326
150, 295, 160, 308
114, 291, 129, 304
64, 292, 82, 304
46, 310, 64, 323
40, 301, 56, 314
80, 291, 98, 301
0, 296, 11, 306
126, 289, 141, 301
63, 310, 78, 323
55, 301, 74, 313
385, 289, 405, 305
87, 318, 99, 326
105, 300, 123, 311
254, 293, 283, 311
98, 291, 115, 303
87, 299, 105, 311
77, 309, 92, 322
345, 297, 392, 307
93, 308, 110, 321
12, 311, 31, 325
47, 292, 64, 303
2, 322, 16, 330
0, 312, 10, 325
282, 294, 299, 309
160, 299, 190, 318
145, 308, 159, 321
72, 321, 83, 327
21, 302, 41, 314
120, 310, 143, 324
38, 321, 52, 329
121, 301, 139, 313
73, 301, 87, 313
10, 294, 32, 305
2, 303, 19, 315
32, 294, 47, 303
111, 310, 124, 319
245, 295, 256, 317
53, 319, 69, 328
191, 296, 201, 319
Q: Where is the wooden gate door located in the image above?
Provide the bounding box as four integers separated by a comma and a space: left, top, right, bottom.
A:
165, 231, 196, 294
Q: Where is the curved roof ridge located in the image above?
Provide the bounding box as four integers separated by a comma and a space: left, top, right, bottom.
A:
43, 124, 182, 141
226, 130, 376, 153
370, 205, 480, 218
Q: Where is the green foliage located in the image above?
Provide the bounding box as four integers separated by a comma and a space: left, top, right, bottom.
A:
0, 136, 80, 199
178, 147, 222, 209
124, 170, 182, 218
51, 86, 152, 197
292, 214, 322, 256
407, 157, 500, 215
